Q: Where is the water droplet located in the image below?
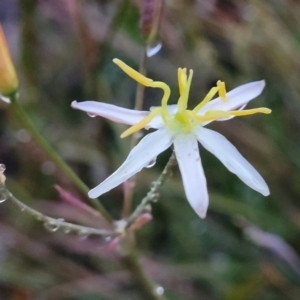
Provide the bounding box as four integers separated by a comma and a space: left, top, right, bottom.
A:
0, 164, 6, 173
150, 192, 160, 202
44, 218, 64, 232
44, 221, 59, 232
150, 181, 158, 189
146, 158, 156, 168
87, 113, 97, 118
78, 229, 89, 240
155, 286, 164, 295
147, 42, 162, 57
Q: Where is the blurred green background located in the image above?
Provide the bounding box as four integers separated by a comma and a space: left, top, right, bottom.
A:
1, 0, 300, 299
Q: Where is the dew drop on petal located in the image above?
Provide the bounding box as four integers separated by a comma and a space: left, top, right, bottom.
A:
87, 113, 97, 118
146, 158, 157, 168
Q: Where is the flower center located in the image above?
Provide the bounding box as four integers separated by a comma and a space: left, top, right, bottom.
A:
112, 59, 271, 138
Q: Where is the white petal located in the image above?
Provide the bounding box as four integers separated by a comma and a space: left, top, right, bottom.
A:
173, 134, 209, 218
88, 128, 173, 198
72, 101, 150, 125
0, 94, 11, 103
195, 127, 270, 196
199, 80, 265, 115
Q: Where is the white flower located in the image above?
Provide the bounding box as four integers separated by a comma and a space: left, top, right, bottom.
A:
72, 59, 271, 218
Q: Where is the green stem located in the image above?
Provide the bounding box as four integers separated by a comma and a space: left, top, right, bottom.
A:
120, 154, 176, 299
2, 185, 115, 237
10, 96, 112, 222
126, 153, 176, 229
120, 235, 167, 300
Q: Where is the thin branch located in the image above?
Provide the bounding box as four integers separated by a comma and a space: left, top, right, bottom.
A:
122, 245, 167, 300
126, 152, 176, 228
1, 186, 116, 238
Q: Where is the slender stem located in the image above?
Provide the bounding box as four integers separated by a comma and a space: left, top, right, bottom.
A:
122, 248, 167, 300
118, 232, 166, 300
122, 50, 148, 217
126, 153, 176, 228
10, 96, 112, 222
119, 154, 176, 299
134, 51, 148, 112
1, 186, 116, 237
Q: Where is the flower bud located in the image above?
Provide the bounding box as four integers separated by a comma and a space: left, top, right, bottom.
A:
139, 0, 164, 44
0, 24, 18, 98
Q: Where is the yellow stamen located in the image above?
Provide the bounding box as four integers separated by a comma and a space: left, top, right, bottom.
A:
177, 68, 185, 96
217, 80, 228, 102
227, 107, 271, 116
195, 107, 272, 123
113, 58, 153, 86
113, 58, 271, 139
193, 86, 219, 113
177, 69, 193, 112
120, 107, 162, 138
113, 58, 172, 128
180, 68, 187, 90
149, 81, 171, 112
185, 70, 193, 96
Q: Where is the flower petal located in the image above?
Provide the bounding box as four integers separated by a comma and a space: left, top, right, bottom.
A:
72, 101, 150, 125
199, 80, 265, 115
195, 127, 270, 196
88, 128, 173, 198
173, 134, 209, 218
